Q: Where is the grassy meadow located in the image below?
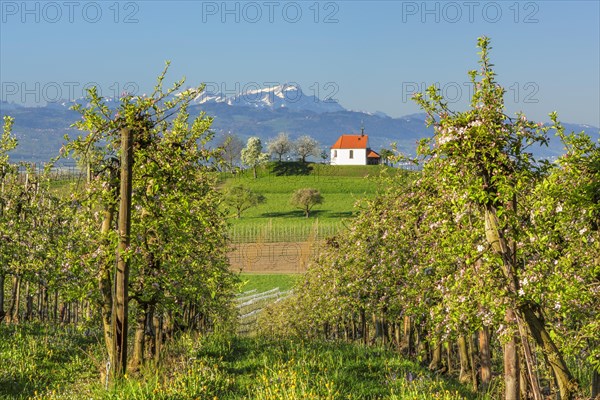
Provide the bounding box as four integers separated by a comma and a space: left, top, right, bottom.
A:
0, 324, 490, 400
222, 162, 399, 242
238, 273, 300, 293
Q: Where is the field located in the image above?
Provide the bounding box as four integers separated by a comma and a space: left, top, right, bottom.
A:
222, 163, 395, 243
222, 163, 395, 272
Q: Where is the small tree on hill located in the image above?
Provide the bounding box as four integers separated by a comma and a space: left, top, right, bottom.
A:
291, 188, 323, 218
267, 132, 292, 162
320, 149, 329, 163
241, 137, 269, 178
294, 135, 320, 163
224, 185, 266, 218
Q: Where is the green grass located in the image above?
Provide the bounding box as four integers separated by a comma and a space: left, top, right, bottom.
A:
0, 324, 492, 399
223, 162, 399, 242
0, 323, 99, 399
238, 273, 300, 293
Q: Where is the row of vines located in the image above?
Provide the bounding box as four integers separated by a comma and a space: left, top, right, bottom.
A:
259, 38, 600, 400
0, 65, 238, 380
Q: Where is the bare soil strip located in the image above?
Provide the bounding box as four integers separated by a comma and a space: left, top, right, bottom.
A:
228, 241, 323, 273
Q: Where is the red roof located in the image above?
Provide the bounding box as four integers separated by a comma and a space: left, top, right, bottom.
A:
331, 134, 369, 149
367, 150, 380, 158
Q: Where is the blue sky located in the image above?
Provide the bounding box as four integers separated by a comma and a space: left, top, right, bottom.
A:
1, 0, 599, 125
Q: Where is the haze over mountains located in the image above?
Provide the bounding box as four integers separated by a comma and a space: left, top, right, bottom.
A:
1, 84, 597, 164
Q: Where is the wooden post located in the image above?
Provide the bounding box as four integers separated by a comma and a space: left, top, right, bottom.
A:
517, 316, 543, 400
504, 309, 520, 400
112, 127, 134, 378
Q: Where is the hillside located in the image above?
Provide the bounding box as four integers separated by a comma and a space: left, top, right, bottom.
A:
222, 163, 399, 243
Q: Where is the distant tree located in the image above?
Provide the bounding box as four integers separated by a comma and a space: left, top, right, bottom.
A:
217, 133, 244, 172
294, 135, 320, 163
267, 132, 292, 162
224, 185, 266, 218
320, 149, 329, 164
379, 148, 394, 166
241, 137, 269, 178
291, 188, 323, 218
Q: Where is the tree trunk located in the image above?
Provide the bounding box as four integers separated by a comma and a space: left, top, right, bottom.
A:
520, 355, 529, 400
429, 342, 444, 372
400, 315, 413, 355
517, 316, 543, 400
458, 335, 473, 383
112, 128, 133, 377
360, 309, 367, 345
479, 327, 492, 391
73, 301, 79, 325
468, 334, 478, 392
53, 289, 58, 323
372, 313, 381, 344
144, 305, 155, 359
24, 281, 32, 321
7, 274, 21, 324
112, 127, 133, 378
504, 309, 520, 400
521, 304, 577, 399
152, 311, 163, 362
36, 283, 42, 321
40, 285, 48, 321
485, 205, 576, 399
253, 166, 257, 179
129, 304, 147, 371
60, 302, 67, 323
0, 273, 5, 323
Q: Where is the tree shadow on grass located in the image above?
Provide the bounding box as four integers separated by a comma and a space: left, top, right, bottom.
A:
327, 211, 354, 218
260, 209, 328, 218
271, 162, 313, 176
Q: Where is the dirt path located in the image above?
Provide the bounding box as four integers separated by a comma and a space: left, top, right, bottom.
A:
228, 241, 323, 273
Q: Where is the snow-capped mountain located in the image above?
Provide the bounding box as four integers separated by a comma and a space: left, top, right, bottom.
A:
1, 87, 598, 164
193, 83, 345, 114
190, 91, 227, 104
47, 83, 344, 114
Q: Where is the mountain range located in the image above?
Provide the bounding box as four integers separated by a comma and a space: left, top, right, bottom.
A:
1, 84, 598, 164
